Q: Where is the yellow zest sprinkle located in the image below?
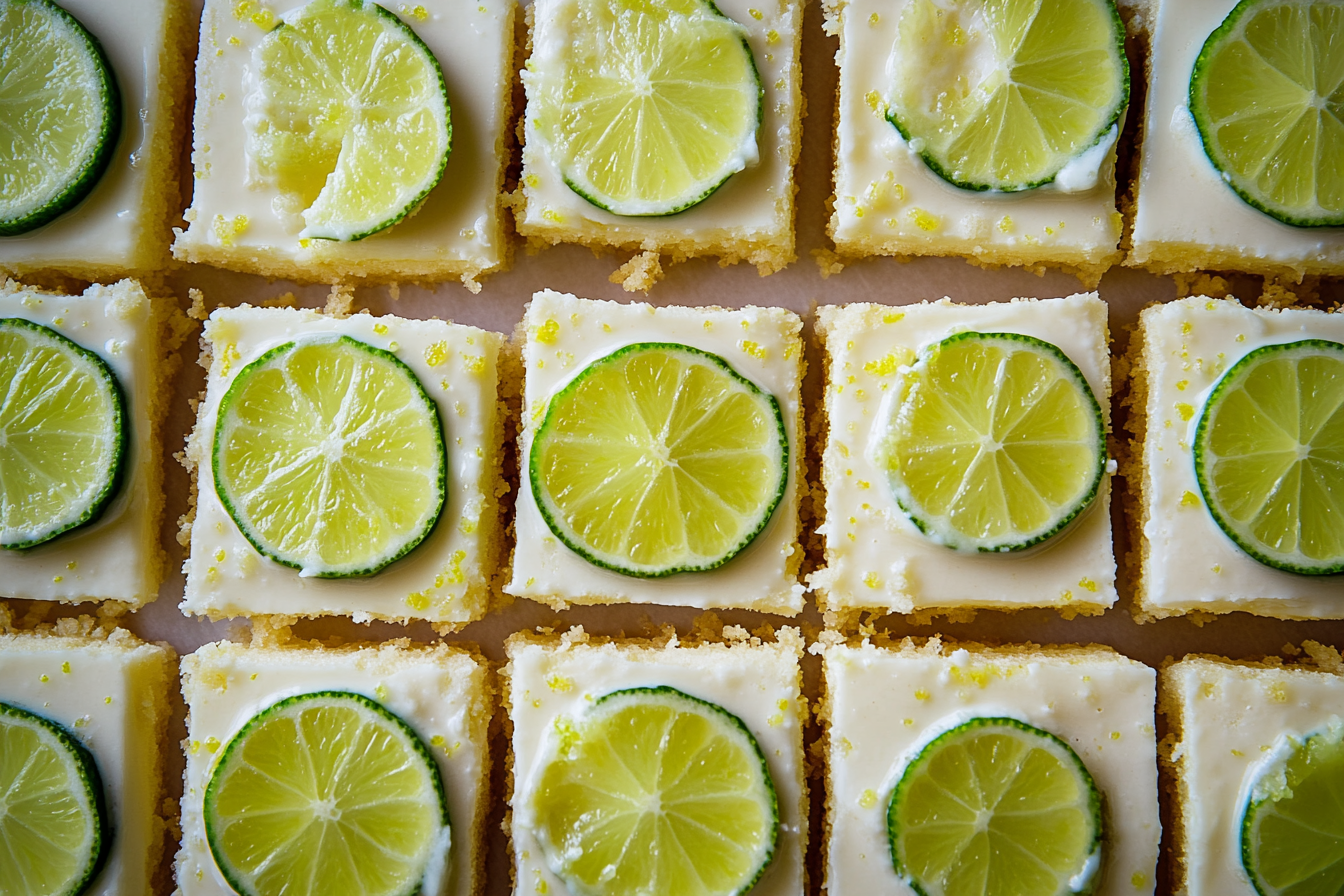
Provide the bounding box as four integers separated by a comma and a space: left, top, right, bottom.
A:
534, 318, 560, 344
525, 577, 536, 587
546, 674, 573, 693
865, 90, 882, 113
537, 881, 549, 895
1110, 731, 1121, 741
1236, 333, 1246, 342
376, 684, 390, 701
869, 11, 879, 23
462, 354, 485, 375
909, 208, 940, 231
914, 689, 931, 701
74, 717, 87, 728
839, 736, 853, 755
1078, 577, 1098, 593
373, 322, 389, 335
205, 737, 221, 753
398, 3, 428, 19
214, 549, 226, 563
251, 8, 274, 27
61, 662, 71, 674
227, 35, 241, 46
104, 696, 113, 704
863, 352, 907, 376
1176, 402, 1195, 421
1061, 590, 1074, 602
1176, 380, 1189, 391
740, 339, 767, 360
211, 214, 249, 247
903, 718, 914, 726
767, 713, 784, 727
1212, 564, 1222, 573
946, 24, 965, 44
524, 173, 540, 188
858, 789, 878, 809
424, 341, 450, 367
250, 673, 257, 680
1268, 683, 1288, 703
748, 7, 762, 17
205, 567, 220, 584
1131, 872, 1147, 889
1181, 490, 1201, 507
863, 572, 881, 589
766, 28, 779, 43
406, 591, 430, 610
66, 561, 77, 570
857, 480, 870, 489
541, 208, 563, 223
52, 575, 63, 583
431, 734, 446, 747
1231, 748, 1245, 757
1181, 321, 1193, 335
459, 517, 477, 535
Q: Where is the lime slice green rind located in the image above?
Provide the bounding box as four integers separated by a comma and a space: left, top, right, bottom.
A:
0, 0, 121, 236
0, 317, 127, 551
0, 700, 110, 896
1190, 0, 1344, 228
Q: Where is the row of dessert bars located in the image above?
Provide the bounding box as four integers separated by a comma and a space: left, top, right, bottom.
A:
3, 615, 1339, 896
4, 0, 1339, 292
3, 278, 1338, 626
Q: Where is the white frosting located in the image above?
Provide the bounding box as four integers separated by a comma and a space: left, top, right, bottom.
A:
1137, 298, 1344, 616
1130, 0, 1344, 271
176, 642, 488, 896
0, 635, 169, 896
811, 295, 1117, 615
507, 633, 806, 896
176, 0, 514, 284
181, 306, 501, 626
0, 282, 159, 605
822, 642, 1159, 895
505, 290, 805, 615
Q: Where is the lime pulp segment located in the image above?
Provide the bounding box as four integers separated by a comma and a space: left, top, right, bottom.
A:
1190, 0, 1344, 227
529, 342, 788, 577
1194, 339, 1344, 576
528, 0, 762, 215
0, 701, 109, 896
0, 318, 126, 550
212, 336, 446, 578
888, 717, 1103, 896
247, 0, 451, 241
529, 686, 779, 896
204, 691, 450, 896
886, 0, 1129, 192
876, 331, 1106, 553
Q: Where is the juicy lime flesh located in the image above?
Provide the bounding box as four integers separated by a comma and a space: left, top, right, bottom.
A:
1192, 0, 1344, 226
889, 718, 1102, 896
0, 702, 105, 896
880, 333, 1105, 552
214, 337, 445, 578
0, 319, 123, 549
0, 0, 118, 235
205, 692, 448, 896
531, 343, 787, 576
887, 0, 1128, 191
530, 0, 761, 215
1196, 340, 1344, 574
531, 687, 778, 896
248, 0, 450, 240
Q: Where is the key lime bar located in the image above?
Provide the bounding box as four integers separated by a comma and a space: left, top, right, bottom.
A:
506, 290, 805, 614
504, 626, 807, 896
811, 295, 1117, 623
180, 305, 506, 629
820, 636, 1160, 896
0, 279, 180, 607
0, 0, 191, 282
175, 0, 516, 290
176, 636, 493, 896
1126, 297, 1344, 620
0, 617, 175, 896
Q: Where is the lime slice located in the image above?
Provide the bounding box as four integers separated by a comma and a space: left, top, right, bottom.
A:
886, 0, 1128, 192
1241, 722, 1344, 896
0, 318, 125, 550
875, 331, 1106, 553
529, 342, 788, 577
0, 701, 109, 896
1194, 339, 1344, 576
213, 336, 446, 578
529, 686, 778, 896
204, 691, 450, 896
1190, 0, 1344, 227
888, 717, 1103, 896
526, 0, 762, 215
0, 0, 121, 236
247, 0, 451, 241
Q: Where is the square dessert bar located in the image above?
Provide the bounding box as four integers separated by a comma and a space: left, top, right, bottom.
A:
176, 637, 493, 896
0, 279, 179, 607
811, 295, 1117, 622
820, 637, 1160, 896
175, 0, 516, 290
180, 305, 507, 629
514, 0, 802, 289
1160, 648, 1344, 895
506, 290, 806, 614
0, 620, 175, 896
823, 0, 1124, 283
0, 0, 191, 281
1127, 0, 1344, 278
504, 626, 807, 896
1126, 297, 1344, 620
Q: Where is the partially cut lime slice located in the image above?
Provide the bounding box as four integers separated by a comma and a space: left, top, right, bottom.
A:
529, 342, 788, 577
0, 0, 121, 236
1190, 0, 1344, 227
247, 0, 451, 241
886, 0, 1128, 192
888, 717, 1103, 896
0, 701, 109, 896
1194, 339, 1344, 576
204, 691, 450, 896
527, 0, 762, 215
213, 336, 446, 578
529, 686, 778, 896
875, 331, 1106, 553
0, 318, 125, 550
